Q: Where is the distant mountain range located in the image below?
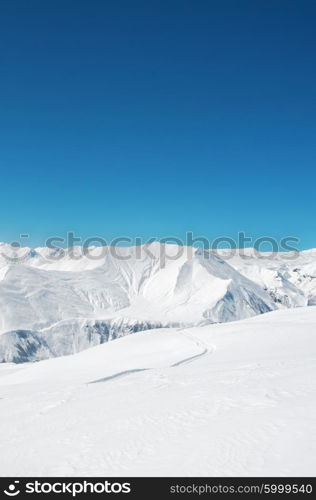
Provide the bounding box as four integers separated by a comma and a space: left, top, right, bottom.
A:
0, 242, 315, 362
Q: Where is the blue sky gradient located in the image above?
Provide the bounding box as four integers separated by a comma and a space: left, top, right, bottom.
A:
0, 0, 315, 248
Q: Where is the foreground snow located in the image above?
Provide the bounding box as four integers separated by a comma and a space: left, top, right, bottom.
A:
0, 307, 315, 476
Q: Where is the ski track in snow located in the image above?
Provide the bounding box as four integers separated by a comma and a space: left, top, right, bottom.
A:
89, 369, 150, 385
171, 328, 211, 366
88, 327, 212, 382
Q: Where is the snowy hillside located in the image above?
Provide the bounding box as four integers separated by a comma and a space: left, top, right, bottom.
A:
0, 243, 315, 362
0, 307, 315, 476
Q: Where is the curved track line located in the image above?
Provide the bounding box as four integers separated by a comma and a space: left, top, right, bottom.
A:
87, 328, 215, 385
171, 328, 215, 367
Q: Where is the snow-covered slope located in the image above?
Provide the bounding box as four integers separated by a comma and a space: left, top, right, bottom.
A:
0, 307, 315, 476
0, 242, 315, 362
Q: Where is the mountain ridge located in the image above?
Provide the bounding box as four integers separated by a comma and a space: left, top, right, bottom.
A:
0, 243, 315, 362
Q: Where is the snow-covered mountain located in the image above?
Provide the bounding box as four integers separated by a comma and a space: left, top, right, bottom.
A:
218, 247, 316, 307
0, 242, 315, 362
0, 306, 315, 476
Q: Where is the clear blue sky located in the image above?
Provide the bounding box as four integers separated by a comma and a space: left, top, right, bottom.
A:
1, 0, 315, 249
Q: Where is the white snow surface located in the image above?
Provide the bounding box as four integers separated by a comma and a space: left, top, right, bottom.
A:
0, 243, 316, 362
0, 306, 315, 476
